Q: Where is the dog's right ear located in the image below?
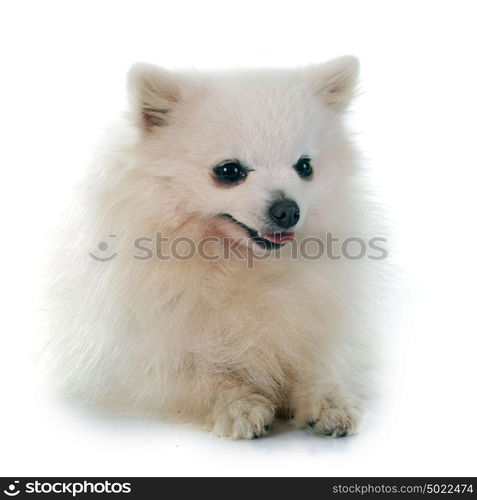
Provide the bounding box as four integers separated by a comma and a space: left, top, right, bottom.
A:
127, 63, 183, 130
307, 55, 360, 112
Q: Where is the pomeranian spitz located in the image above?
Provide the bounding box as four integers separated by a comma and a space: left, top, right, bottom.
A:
48, 56, 387, 439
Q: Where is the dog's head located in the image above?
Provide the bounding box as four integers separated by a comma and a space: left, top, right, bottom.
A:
127, 57, 359, 250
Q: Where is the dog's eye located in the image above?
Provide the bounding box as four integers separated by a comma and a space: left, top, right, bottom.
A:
213, 161, 248, 185
293, 157, 313, 179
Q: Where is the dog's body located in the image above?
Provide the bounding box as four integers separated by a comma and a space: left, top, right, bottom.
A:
48, 57, 386, 439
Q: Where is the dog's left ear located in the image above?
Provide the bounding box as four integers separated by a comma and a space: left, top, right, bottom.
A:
307, 55, 360, 111
127, 62, 186, 130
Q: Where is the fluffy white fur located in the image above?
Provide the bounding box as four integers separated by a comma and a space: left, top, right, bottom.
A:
47, 56, 387, 439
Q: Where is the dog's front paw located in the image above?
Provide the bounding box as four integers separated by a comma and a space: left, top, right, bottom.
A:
296, 398, 361, 438
212, 393, 275, 440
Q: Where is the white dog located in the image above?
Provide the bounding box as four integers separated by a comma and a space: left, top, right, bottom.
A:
47, 56, 387, 439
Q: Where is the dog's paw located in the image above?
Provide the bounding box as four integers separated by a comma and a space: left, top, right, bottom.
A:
212, 393, 275, 440
297, 398, 360, 438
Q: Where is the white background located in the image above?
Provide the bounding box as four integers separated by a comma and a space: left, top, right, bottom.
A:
1, 0, 476, 477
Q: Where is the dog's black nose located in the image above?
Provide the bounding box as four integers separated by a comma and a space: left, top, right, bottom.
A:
269, 200, 300, 229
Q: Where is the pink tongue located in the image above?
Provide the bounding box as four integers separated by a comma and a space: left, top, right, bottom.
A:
262, 232, 295, 244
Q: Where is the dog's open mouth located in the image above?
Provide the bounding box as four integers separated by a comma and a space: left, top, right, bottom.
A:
219, 214, 295, 249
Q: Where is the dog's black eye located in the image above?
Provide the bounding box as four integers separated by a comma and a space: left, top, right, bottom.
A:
213, 161, 248, 185
294, 157, 313, 179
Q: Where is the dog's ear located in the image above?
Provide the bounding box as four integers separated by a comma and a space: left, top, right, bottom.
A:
307, 55, 360, 111
128, 63, 184, 130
